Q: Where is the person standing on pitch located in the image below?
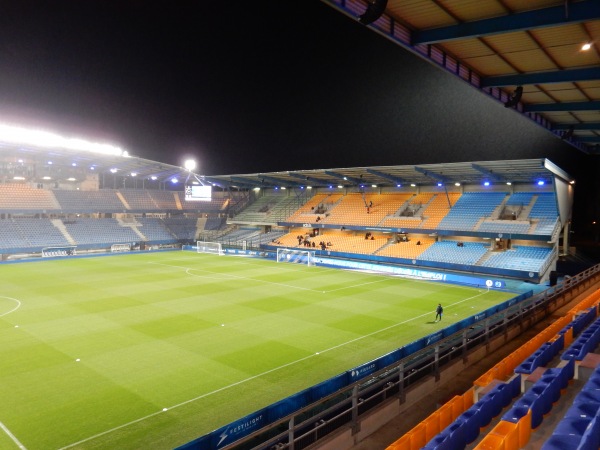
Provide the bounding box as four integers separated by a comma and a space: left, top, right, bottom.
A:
435, 303, 443, 322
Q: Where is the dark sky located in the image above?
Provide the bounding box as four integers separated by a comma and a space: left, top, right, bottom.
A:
0, 1, 599, 234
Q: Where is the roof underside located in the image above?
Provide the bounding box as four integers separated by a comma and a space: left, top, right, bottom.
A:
322, 0, 600, 154
204, 158, 572, 189
0, 144, 570, 190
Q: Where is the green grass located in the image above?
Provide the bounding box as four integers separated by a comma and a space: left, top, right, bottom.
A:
0, 252, 515, 449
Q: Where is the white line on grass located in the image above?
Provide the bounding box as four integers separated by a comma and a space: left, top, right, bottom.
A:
0, 420, 27, 449
150, 261, 391, 294
0, 296, 21, 318
149, 261, 323, 292
58, 290, 489, 449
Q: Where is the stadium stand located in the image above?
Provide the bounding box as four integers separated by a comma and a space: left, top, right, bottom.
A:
54, 189, 126, 212
418, 240, 488, 266
386, 289, 600, 450
436, 192, 508, 231
62, 218, 140, 246
162, 217, 201, 241
135, 217, 176, 242
529, 192, 560, 235
481, 246, 554, 273
0, 184, 61, 211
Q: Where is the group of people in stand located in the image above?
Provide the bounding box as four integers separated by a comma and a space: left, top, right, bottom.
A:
296, 234, 332, 250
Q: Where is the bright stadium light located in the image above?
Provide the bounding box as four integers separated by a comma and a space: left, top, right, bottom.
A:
109, 168, 117, 173
184, 159, 196, 171
0, 123, 126, 156
171, 177, 178, 184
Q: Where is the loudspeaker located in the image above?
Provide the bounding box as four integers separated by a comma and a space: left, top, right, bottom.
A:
549, 271, 562, 286
358, 0, 388, 25
504, 86, 523, 108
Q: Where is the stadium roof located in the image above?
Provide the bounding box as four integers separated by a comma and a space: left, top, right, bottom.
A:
0, 134, 191, 184
203, 158, 572, 189
0, 134, 571, 189
322, 0, 600, 154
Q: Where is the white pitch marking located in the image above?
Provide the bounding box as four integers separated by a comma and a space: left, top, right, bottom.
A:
0, 296, 22, 318
0, 420, 27, 449
151, 261, 393, 294
149, 261, 322, 292
59, 290, 490, 449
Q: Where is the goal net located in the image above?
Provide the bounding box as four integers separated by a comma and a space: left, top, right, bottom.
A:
42, 246, 77, 257
196, 241, 224, 256
276, 248, 315, 266
111, 243, 131, 253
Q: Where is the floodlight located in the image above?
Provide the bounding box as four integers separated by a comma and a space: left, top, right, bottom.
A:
397, 184, 401, 187
184, 159, 196, 171
483, 181, 490, 186
72, 163, 77, 167
454, 182, 460, 186
371, 184, 377, 188
506, 181, 512, 186
43, 176, 51, 180
281, 187, 286, 190
131, 172, 137, 177
150, 176, 157, 181
13, 176, 25, 180
110, 168, 117, 173
410, 183, 416, 187
537, 180, 545, 186
0, 123, 125, 156
337, 185, 343, 189
48, 161, 53, 165
171, 177, 178, 184
582, 42, 592, 51
67, 177, 76, 181
437, 183, 443, 187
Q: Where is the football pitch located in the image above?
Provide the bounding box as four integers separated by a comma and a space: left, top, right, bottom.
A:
0, 251, 515, 449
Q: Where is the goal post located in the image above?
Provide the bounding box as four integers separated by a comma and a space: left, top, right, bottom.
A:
276, 248, 315, 266
41, 246, 77, 257
196, 241, 224, 256
111, 243, 131, 253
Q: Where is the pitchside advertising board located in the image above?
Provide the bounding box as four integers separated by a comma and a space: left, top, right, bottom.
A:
185, 185, 212, 201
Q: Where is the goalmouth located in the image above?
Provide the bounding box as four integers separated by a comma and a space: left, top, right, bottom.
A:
196, 241, 224, 256
276, 248, 315, 266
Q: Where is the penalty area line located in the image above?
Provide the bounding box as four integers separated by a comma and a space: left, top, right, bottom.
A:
0, 420, 27, 450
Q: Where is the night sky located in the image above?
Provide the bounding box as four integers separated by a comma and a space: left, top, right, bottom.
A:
0, 1, 599, 237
